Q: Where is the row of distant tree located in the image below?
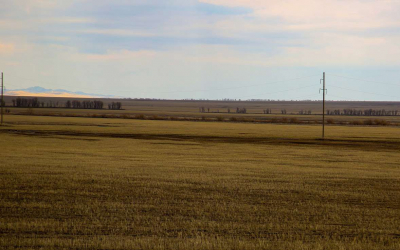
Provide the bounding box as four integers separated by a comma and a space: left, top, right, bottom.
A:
263, 109, 272, 114
298, 110, 312, 115
13, 97, 46, 108
65, 100, 104, 109
199, 107, 248, 114
198, 107, 400, 116
199, 107, 313, 115
327, 109, 399, 116
11, 97, 122, 110
108, 102, 122, 110
268, 109, 312, 115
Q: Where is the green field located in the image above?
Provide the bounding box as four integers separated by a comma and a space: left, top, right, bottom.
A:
1, 115, 400, 249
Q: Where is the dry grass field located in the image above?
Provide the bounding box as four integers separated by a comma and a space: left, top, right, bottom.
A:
1, 114, 400, 249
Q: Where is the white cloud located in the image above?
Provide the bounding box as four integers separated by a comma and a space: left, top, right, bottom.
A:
79, 29, 158, 38
71, 50, 157, 62
13, 0, 73, 13
39, 17, 95, 24
291, 33, 400, 66
0, 43, 15, 54
200, 0, 400, 31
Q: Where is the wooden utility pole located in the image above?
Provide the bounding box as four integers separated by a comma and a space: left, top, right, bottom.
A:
320, 72, 327, 139
1, 72, 3, 125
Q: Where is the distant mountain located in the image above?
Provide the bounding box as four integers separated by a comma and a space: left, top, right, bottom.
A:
5, 86, 119, 98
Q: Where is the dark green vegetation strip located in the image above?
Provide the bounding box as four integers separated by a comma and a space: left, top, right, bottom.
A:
2, 128, 400, 151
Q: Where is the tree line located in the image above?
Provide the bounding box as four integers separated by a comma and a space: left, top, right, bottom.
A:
199, 107, 312, 115
199, 107, 247, 114
66, 100, 104, 109
263, 108, 272, 114
11, 97, 122, 110
108, 102, 122, 110
12, 97, 58, 108
327, 109, 399, 116
298, 110, 312, 115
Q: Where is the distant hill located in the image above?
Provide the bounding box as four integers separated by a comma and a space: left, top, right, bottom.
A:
5, 86, 118, 98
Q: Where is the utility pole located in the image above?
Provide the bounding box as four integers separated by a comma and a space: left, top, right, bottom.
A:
320, 72, 327, 139
1, 72, 3, 125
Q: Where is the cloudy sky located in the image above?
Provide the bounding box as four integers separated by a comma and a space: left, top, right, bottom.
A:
1, 0, 400, 100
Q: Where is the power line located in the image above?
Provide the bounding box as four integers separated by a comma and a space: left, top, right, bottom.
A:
6, 75, 123, 92
327, 73, 400, 88
321, 72, 326, 139
288, 93, 321, 100
1, 72, 3, 125
327, 94, 358, 101
329, 84, 399, 99
236, 83, 319, 99
6, 74, 320, 95
240, 93, 321, 101
4, 84, 22, 88
138, 74, 320, 94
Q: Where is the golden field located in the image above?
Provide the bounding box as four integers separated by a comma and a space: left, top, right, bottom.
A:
1, 114, 400, 249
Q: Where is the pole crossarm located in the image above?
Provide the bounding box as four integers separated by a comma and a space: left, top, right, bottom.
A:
320, 72, 327, 139
1, 72, 3, 125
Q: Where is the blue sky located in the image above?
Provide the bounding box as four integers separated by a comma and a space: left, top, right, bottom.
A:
1, 0, 400, 100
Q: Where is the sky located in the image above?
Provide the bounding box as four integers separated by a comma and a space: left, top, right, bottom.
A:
1, 0, 400, 100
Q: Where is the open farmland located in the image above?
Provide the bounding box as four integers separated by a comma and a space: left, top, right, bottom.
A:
1, 115, 400, 249
4, 97, 400, 126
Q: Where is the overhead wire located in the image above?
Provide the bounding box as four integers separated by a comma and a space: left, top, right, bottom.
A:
294, 93, 323, 100
236, 83, 320, 99
326, 94, 358, 101
7, 72, 399, 101
329, 84, 399, 99
5, 73, 320, 96
5, 76, 109, 93
327, 73, 400, 88
5, 72, 400, 100
137, 74, 320, 94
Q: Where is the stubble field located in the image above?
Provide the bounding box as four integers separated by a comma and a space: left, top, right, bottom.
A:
1, 114, 400, 249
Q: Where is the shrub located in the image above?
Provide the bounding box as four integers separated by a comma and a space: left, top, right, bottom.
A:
374, 119, 389, 126
289, 117, 299, 124
350, 120, 363, 125
216, 116, 224, 122
230, 117, 237, 122
135, 114, 145, 119
327, 118, 335, 124
27, 108, 34, 115
281, 117, 288, 123
363, 119, 373, 125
